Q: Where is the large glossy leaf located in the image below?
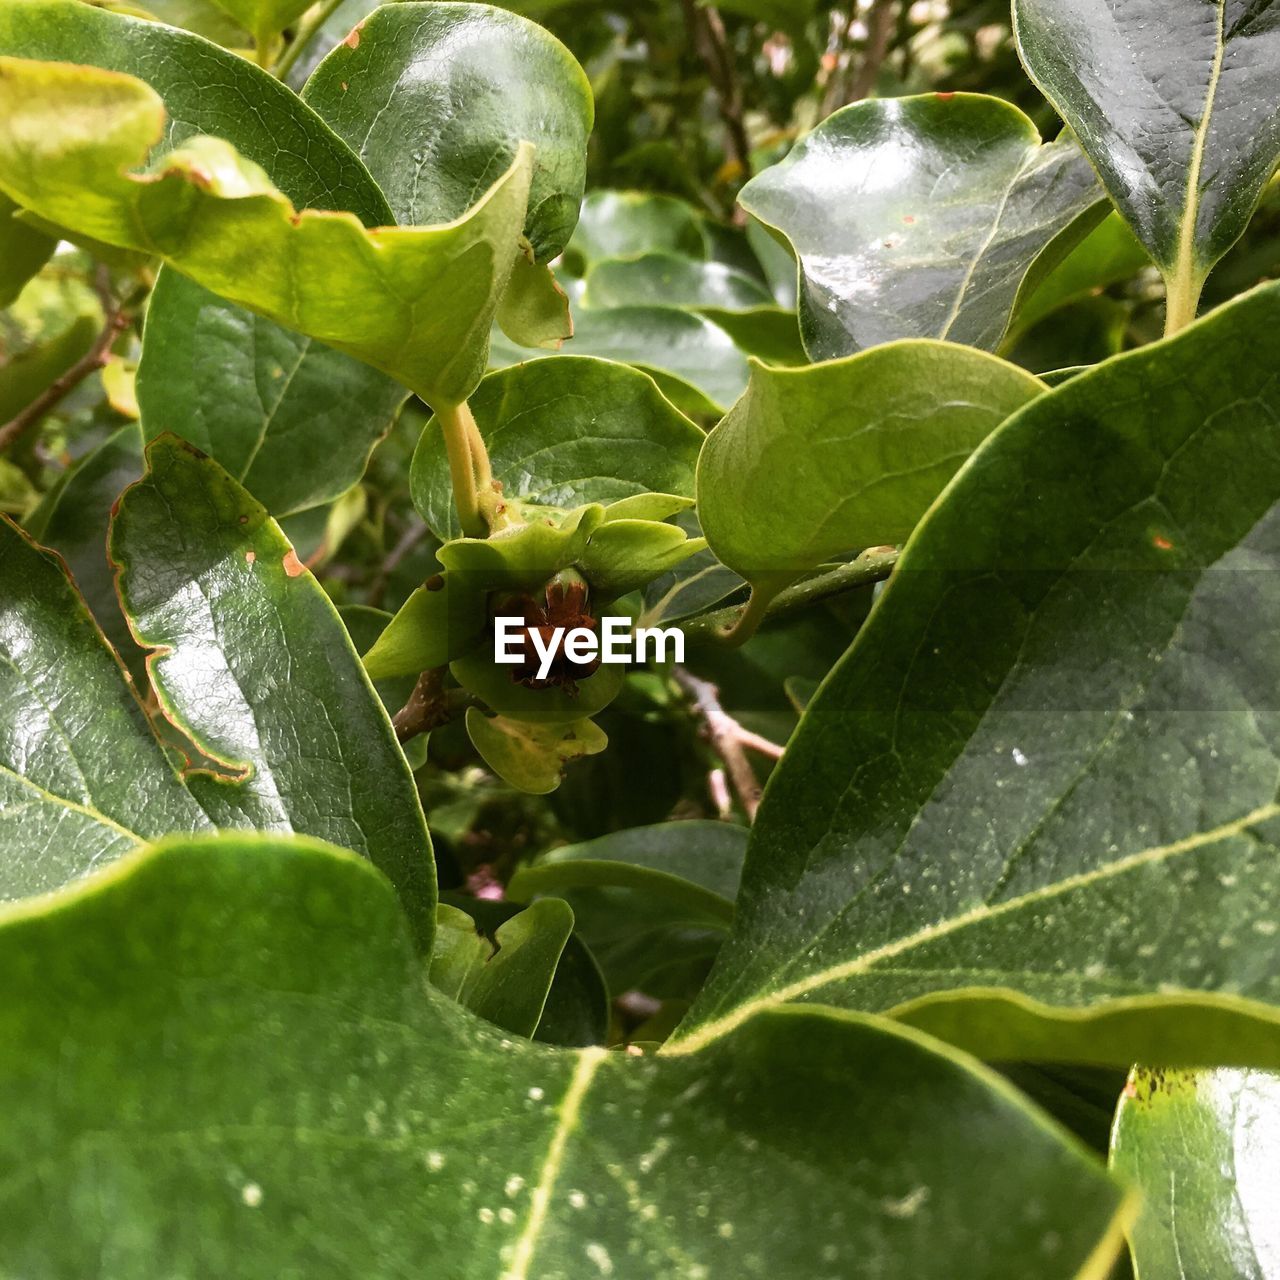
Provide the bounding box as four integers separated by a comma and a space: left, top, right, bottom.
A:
697, 342, 1044, 596
1014, 0, 1280, 328
739, 94, 1105, 359
1111, 1066, 1280, 1279
671, 281, 1280, 1067
302, 1, 592, 264
110, 438, 436, 946
137, 271, 407, 515
0, 0, 389, 226
23, 423, 145, 678
0, 832, 1131, 1277
0, 56, 530, 408
489, 307, 750, 415
412, 357, 704, 539
0, 519, 209, 900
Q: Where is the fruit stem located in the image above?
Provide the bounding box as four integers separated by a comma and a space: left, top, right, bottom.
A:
437, 401, 489, 538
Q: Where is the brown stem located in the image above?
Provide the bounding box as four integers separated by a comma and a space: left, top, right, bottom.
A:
390, 668, 469, 743
675, 667, 784, 820
848, 0, 897, 103
680, 0, 752, 183
0, 271, 130, 455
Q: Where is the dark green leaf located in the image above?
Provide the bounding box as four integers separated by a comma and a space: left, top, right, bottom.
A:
0, 194, 54, 308
673, 281, 1280, 1068
1014, 0, 1280, 326
0, 832, 1131, 1277
23, 422, 145, 679
138, 271, 407, 515
564, 190, 706, 272
110, 437, 435, 947
0, 518, 209, 900
740, 94, 1105, 359
301, 0, 592, 263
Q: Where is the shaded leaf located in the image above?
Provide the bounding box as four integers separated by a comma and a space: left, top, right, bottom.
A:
0, 832, 1131, 1277
672, 281, 1280, 1068
563, 189, 706, 273
0, 193, 54, 308
740, 94, 1105, 359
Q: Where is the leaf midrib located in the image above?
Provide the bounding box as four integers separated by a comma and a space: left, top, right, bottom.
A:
1172, 0, 1227, 287
665, 802, 1280, 1055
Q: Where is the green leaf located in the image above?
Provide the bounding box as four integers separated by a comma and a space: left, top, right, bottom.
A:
0, 0, 389, 226
110, 437, 436, 947
207, 0, 309, 50
0, 832, 1132, 1277
442, 893, 611, 1048
301, 0, 592, 264
496, 247, 573, 349
563, 189, 706, 272
1111, 1066, 1280, 1279
577, 519, 706, 598
0, 56, 530, 408
585, 252, 775, 311
412, 357, 704, 540
0, 0, 424, 494
489, 306, 750, 416
740, 94, 1105, 359
1006, 212, 1151, 343
672, 281, 1280, 1068
466, 708, 608, 795
509, 822, 743, 927
0, 193, 54, 308
23, 422, 145, 679
582, 250, 806, 364
1014, 0, 1280, 328
431, 896, 575, 1037
361, 574, 486, 681
508, 821, 746, 1001
137, 270, 408, 515
0, 261, 101, 423
452, 651, 626, 726
697, 342, 1044, 598
0, 518, 210, 900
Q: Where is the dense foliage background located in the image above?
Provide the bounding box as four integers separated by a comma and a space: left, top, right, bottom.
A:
2, 0, 1280, 1276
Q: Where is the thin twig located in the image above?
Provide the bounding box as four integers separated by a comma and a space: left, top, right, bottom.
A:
367, 518, 429, 609
0, 269, 129, 455
848, 0, 897, 103
675, 667, 783, 820
680, 0, 752, 183
681, 546, 900, 647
